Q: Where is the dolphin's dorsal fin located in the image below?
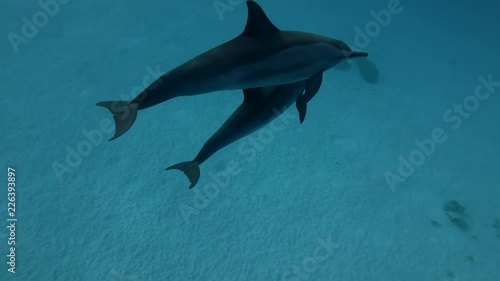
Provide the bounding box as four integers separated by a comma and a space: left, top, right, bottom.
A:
242, 1, 280, 36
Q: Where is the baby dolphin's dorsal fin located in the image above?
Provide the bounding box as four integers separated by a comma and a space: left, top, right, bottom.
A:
242, 87, 264, 103
242, 86, 277, 103
242, 0, 280, 36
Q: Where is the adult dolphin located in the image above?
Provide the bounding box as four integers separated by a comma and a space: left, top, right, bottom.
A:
166, 81, 310, 188
97, 0, 367, 140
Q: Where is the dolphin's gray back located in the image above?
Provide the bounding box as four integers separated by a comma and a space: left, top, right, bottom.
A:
166, 31, 349, 88
134, 31, 344, 109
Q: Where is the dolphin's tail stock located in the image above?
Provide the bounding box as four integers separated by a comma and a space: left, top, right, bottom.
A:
96, 101, 138, 141
166, 161, 201, 189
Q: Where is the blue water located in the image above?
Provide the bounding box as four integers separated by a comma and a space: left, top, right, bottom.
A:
1, 0, 499, 280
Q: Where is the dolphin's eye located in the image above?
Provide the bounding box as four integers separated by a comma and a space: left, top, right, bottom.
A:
341, 44, 352, 52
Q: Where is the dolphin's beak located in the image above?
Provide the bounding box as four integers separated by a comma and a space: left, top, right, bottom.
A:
344, 51, 368, 58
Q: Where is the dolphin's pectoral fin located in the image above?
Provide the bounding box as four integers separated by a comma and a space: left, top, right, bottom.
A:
304, 72, 323, 103
296, 95, 307, 124
295, 73, 324, 123
242, 1, 280, 36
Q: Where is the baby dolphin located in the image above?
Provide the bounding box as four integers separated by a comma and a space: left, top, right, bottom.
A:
166, 81, 309, 188
96, 0, 367, 140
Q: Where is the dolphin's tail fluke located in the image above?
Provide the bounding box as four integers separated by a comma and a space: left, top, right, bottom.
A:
166, 161, 200, 189
96, 101, 138, 141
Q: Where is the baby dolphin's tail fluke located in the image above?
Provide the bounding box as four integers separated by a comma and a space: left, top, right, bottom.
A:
166, 161, 200, 189
96, 101, 138, 141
